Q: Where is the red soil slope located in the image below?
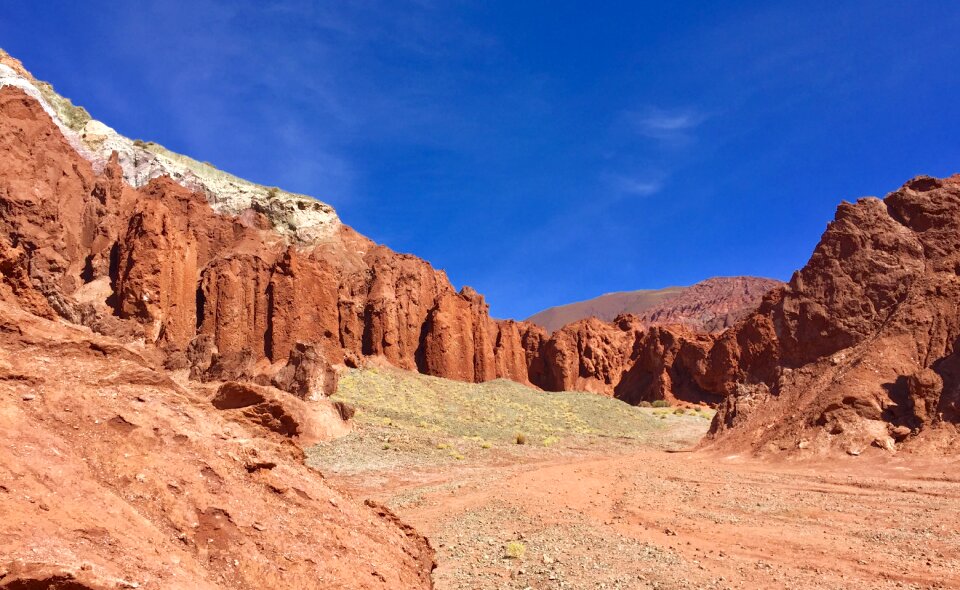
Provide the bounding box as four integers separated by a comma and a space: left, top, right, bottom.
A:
0, 303, 434, 589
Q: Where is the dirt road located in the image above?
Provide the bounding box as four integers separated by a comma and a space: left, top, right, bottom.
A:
309, 369, 960, 589
328, 448, 960, 590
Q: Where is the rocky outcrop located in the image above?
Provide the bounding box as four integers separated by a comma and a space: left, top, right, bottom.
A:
0, 64, 789, 409
0, 48, 339, 244
535, 317, 638, 395
0, 50, 438, 589
531, 317, 721, 404
0, 49, 782, 407
688, 177, 960, 453
531, 175, 960, 457
271, 342, 339, 401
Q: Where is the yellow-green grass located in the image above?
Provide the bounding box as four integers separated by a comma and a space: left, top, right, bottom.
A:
306, 367, 714, 475
331, 367, 672, 442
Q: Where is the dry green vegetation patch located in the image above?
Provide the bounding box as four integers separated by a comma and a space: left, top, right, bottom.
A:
307, 367, 714, 475
336, 367, 686, 440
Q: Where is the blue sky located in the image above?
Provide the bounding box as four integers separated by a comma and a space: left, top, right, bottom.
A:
4, 2, 960, 318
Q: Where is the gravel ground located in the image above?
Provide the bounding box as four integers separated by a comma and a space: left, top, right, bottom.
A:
307, 368, 960, 589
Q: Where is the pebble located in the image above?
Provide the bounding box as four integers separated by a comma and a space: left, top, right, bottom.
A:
21, 394, 35, 401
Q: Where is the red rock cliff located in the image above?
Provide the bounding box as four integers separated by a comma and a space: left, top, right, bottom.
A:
0, 83, 538, 393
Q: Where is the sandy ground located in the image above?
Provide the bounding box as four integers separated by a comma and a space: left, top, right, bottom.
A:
319, 444, 960, 590
306, 369, 960, 589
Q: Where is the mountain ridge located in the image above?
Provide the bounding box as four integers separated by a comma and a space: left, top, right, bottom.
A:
527, 276, 782, 334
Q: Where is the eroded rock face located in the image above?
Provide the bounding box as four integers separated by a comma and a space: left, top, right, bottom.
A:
533, 176, 960, 454
0, 83, 535, 393
535, 317, 638, 396
696, 177, 960, 453
0, 58, 785, 406
0, 62, 437, 588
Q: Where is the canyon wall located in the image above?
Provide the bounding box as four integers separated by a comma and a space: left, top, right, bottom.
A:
0, 49, 786, 406
0, 52, 734, 403
521, 176, 960, 452
0, 78, 544, 396
5, 47, 957, 454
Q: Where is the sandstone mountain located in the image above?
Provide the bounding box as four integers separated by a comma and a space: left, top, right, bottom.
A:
0, 49, 543, 390
526, 276, 782, 334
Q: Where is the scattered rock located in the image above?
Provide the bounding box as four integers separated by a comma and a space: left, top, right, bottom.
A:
889, 425, 912, 441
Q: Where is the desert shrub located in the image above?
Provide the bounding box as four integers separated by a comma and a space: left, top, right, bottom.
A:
673, 407, 685, 415
542, 435, 560, 447
652, 400, 670, 408
505, 541, 526, 559
515, 432, 527, 445
638, 401, 652, 408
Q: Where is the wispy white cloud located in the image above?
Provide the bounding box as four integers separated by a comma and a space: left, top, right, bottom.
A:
608, 175, 662, 197
103, 0, 499, 207
629, 107, 706, 143
600, 106, 705, 202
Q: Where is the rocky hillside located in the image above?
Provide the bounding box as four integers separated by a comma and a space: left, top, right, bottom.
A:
0, 301, 434, 589
3, 43, 958, 464
604, 177, 960, 455
526, 286, 684, 333
526, 276, 781, 334
0, 50, 437, 589
0, 47, 695, 403
531, 176, 960, 453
